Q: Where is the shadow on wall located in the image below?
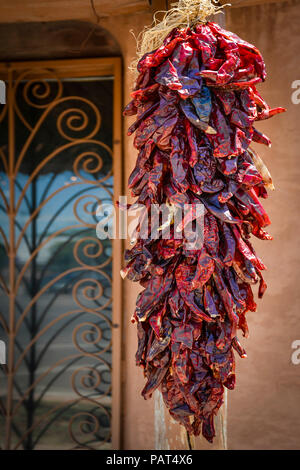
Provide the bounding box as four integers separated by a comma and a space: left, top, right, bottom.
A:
0, 20, 121, 61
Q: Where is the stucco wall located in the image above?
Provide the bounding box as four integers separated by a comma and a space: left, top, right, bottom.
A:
226, 0, 300, 450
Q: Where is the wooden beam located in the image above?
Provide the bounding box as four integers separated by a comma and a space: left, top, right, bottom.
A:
0, 0, 292, 24
0, 0, 149, 24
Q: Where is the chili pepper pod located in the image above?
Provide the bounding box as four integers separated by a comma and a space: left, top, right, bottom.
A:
123, 0, 285, 443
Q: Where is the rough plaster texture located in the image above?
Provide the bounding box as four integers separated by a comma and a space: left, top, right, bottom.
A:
226, 0, 300, 450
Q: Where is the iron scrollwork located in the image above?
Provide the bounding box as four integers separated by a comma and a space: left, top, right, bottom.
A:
0, 67, 114, 449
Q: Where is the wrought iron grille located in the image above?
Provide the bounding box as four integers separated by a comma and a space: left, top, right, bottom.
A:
0, 59, 122, 450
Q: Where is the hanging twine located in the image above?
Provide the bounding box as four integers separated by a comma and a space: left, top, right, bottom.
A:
130, 0, 230, 72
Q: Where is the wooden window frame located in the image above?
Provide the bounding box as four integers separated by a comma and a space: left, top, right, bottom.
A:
0, 56, 123, 450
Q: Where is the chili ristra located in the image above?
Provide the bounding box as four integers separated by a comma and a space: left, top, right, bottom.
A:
123, 20, 285, 442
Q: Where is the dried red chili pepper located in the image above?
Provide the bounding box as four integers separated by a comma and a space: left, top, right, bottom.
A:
123, 14, 285, 443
